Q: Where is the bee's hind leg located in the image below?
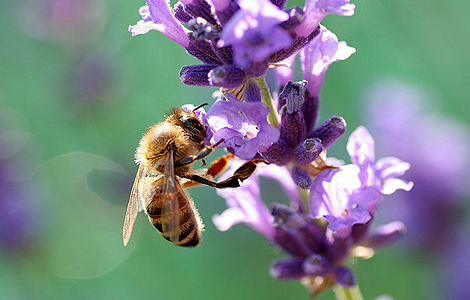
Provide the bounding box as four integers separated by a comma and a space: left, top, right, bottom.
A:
181, 159, 266, 189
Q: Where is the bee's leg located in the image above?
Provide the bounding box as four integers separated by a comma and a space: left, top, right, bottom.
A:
181, 154, 234, 189
181, 159, 266, 189
174, 139, 225, 168
206, 154, 234, 177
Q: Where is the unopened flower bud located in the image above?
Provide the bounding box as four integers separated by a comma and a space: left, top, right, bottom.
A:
363, 221, 406, 249
335, 266, 357, 288
302, 254, 332, 276
270, 258, 305, 279
291, 166, 311, 190
280, 112, 307, 147
310, 116, 346, 149
208, 65, 246, 88
180, 64, 215, 86
294, 138, 323, 165
260, 140, 292, 165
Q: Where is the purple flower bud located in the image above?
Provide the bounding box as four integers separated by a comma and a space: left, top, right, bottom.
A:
174, 2, 192, 23
280, 112, 307, 147
335, 266, 357, 287
179, 64, 216, 86
260, 140, 292, 165
179, 0, 218, 26
310, 116, 346, 149
302, 254, 332, 276
363, 221, 406, 249
280, 6, 305, 31
270, 258, 305, 279
329, 235, 353, 261
279, 80, 308, 114
291, 166, 312, 190
294, 138, 323, 166
208, 65, 247, 88
303, 91, 319, 135
186, 39, 222, 64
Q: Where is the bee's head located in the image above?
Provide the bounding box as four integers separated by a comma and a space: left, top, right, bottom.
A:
168, 106, 207, 144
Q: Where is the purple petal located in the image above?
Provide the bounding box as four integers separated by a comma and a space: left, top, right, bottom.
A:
300, 26, 355, 97
213, 160, 275, 239
256, 164, 303, 210
129, 2, 190, 47
219, 0, 292, 68
346, 126, 375, 167
206, 98, 279, 159
295, 0, 355, 37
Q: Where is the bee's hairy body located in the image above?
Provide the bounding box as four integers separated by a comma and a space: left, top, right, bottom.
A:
134, 108, 206, 247
123, 106, 262, 247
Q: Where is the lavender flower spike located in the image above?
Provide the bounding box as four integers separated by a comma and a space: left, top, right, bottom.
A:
128, 0, 190, 48
219, 0, 292, 70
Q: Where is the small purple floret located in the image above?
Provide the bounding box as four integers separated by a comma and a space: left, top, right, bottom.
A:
219, 0, 292, 69
206, 97, 280, 159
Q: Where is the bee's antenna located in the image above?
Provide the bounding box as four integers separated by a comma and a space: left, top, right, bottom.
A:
193, 103, 208, 111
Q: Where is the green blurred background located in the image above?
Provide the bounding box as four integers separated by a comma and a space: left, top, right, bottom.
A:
0, 0, 468, 299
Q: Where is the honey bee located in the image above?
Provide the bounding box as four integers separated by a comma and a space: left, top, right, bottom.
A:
123, 105, 263, 247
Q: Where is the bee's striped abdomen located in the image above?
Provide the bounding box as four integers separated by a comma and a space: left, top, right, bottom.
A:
146, 184, 202, 247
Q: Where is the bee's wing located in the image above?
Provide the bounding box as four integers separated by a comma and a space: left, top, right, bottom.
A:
161, 148, 183, 244
123, 164, 147, 246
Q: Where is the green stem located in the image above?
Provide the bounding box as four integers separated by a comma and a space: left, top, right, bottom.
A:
333, 285, 365, 300
255, 77, 280, 127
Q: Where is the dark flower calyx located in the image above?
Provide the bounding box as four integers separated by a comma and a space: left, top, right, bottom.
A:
310, 116, 347, 149
279, 80, 308, 114
294, 138, 323, 166
334, 266, 357, 288
291, 166, 312, 190
302, 254, 332, 276
270, 258, 305, 279
261, 140, 292, 166
208, 65, 246, 88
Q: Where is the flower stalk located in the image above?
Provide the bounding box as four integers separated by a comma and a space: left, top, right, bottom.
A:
255, 77, 280, 127
333, 285, 365, 300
